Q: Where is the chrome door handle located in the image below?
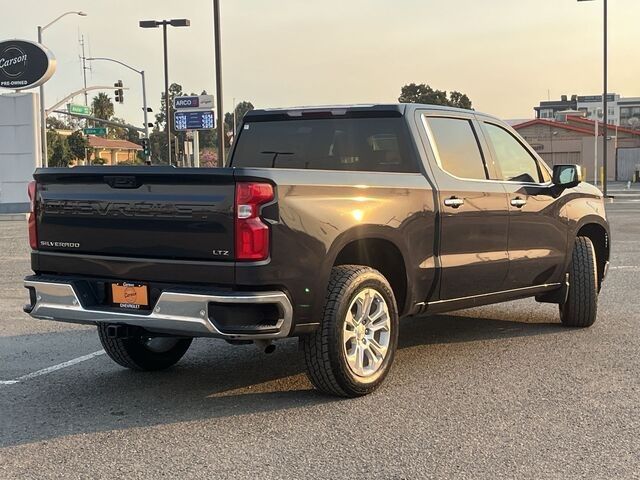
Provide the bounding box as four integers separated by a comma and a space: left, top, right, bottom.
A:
510, 197, 527, 208
444, 197, 464, 208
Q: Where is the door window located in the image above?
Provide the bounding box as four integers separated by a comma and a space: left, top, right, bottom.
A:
425, 117, 487, 180
484, 123, 542, 183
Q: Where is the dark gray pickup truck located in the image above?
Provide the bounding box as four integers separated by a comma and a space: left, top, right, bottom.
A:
24, 104, 610, 397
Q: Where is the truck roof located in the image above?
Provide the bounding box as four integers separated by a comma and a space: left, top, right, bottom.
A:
243, 103, 478, 121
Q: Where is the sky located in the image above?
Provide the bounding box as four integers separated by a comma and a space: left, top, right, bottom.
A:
5, 0, 640, 128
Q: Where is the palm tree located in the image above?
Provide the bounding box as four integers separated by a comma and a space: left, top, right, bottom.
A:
92, 93, 114, 120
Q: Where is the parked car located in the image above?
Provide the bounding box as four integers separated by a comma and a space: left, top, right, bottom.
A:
24, 104, 610, 397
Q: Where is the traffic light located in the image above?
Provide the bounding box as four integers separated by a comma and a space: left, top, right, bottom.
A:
141, 138, 151, 158
114, 80, 124, 104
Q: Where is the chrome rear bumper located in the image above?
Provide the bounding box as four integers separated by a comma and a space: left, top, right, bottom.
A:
24, 280, 293, 340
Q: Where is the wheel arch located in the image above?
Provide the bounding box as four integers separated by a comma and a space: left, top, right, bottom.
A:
326, 227, 411, 316
574, 218, 610, 289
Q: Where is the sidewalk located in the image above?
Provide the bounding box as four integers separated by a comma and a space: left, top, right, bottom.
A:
600, 181, 640, 201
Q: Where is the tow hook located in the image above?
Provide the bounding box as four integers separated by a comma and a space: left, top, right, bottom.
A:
255, 339, 276, 354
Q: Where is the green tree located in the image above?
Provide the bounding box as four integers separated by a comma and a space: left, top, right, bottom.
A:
448, 91, 473, 110
48, 131, 71, 167
195, 90, 217, 150
398, 83, 473, 109
92, 93, 114, 120
155, 83, 184, 129
149, 127, 169, 164
224, 101, 254, 146
108, 116, 132, 140
151, 83, 186, 164
67, 130, 88, 162
46, 116, 70, 130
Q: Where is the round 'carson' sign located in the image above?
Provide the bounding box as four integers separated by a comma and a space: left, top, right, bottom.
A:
0, 39, 56, 90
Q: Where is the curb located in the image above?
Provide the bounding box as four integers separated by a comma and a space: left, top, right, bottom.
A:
0, 214, 27, 221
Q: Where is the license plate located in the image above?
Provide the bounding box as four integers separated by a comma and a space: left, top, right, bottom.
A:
111, 282, 149, 309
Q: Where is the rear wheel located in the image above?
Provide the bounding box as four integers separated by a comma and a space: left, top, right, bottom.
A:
97, 325, 192, 371
301, 265, 399, 397
560, 236, 598, 328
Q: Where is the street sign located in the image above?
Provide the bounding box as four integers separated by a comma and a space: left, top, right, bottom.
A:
174, 110, 215, 131
67, 103, 91, 116
174, 95, 214, 110
0, 40, 56, 90
83, 127, 107, 136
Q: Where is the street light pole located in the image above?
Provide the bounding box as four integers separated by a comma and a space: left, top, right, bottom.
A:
86, 57, 151, 154
140, 19, 190, 166
37, 11, 87, 167
578, 0, 608, 194
602, 0, 608, 195
213, 0, 225, 166
162, 22, 172, 166
37, 26, 46, 168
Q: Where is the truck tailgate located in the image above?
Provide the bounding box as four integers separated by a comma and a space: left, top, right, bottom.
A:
34, 167, 236, 262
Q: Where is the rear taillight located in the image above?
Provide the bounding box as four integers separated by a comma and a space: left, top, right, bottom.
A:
235, 182, 274, 261
27, 181, 38, 250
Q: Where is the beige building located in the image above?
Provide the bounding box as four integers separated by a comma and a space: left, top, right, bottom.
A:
514, 116, 640, 181
88, 136, 142, 165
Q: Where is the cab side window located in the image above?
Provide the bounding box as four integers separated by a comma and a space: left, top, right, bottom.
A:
426, 117, 488, 180
484, 123, 542, 183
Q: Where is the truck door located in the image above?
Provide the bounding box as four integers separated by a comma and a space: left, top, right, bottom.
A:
418, 112, 510, 300
478, 119, 568, 289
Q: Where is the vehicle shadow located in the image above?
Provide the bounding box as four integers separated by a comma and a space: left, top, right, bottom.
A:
0, 309, 566, 448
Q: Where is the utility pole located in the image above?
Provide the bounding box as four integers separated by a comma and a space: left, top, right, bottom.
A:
578, 0, 609, 194
85, 57, 152, 160
36, 10, 87, 167
594, 114, 599, 186
141, 70, 150, 143
213, 0, 225, 166
602, 0, 608, 194
233, 97, 237, 141
79, 35, 90, 106
37, 25, 46, 167
139, 18, 191, 166
162, 23, 172, 165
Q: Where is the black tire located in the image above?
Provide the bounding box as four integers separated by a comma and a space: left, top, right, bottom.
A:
301, 265, 399, 397
97, 325, 193, 371
560, 236, 598, 328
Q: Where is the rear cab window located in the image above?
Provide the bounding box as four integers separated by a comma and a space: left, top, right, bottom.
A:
231, 116, 419, 173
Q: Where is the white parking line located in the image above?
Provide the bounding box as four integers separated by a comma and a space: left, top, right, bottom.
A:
610, 266, 640, 271
0, 350, 105, 386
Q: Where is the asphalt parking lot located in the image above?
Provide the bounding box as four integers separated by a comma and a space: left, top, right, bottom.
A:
1, 201, 638, 479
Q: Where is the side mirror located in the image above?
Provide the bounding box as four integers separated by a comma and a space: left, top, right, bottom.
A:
552, 164, 582, 189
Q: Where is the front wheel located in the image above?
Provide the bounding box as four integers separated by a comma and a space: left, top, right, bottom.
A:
560, 236, 598, 328
98, 324, 193, 371
301, 265, 399, 397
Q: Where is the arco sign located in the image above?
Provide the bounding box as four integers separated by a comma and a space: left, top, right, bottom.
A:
0, 40, 56, 90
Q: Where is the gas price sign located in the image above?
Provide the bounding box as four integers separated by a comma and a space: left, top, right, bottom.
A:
174, 110, 215, 131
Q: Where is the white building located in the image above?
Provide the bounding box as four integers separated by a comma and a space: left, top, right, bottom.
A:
536, 93, 640, 128
576, 94, 620, 125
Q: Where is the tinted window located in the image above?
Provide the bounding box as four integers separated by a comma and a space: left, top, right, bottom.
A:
231, 117, 418, 173
426, 117, 487, 180
484, 123, 542, 183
